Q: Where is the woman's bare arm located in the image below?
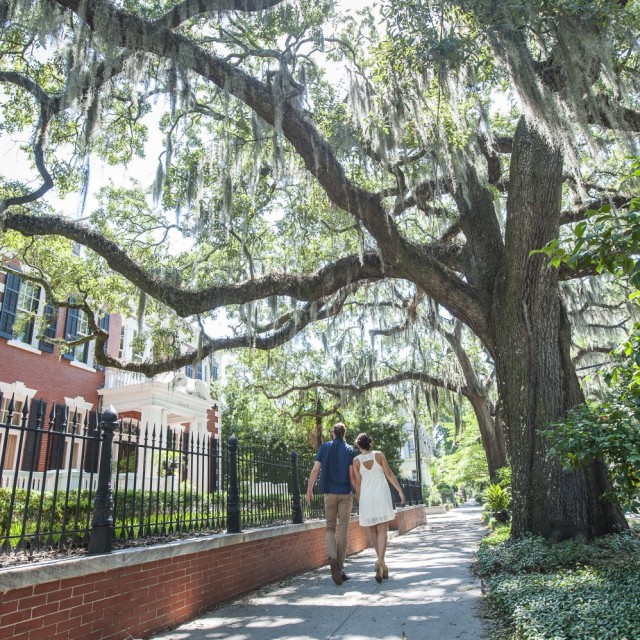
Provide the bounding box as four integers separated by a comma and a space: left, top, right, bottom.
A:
376, 452, 406, 504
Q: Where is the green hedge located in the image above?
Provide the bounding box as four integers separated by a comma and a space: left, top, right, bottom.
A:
0, 486, 226, 547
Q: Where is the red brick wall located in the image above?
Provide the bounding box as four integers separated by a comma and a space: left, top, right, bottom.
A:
0, 340, 104, 411
0, 507, 425, 640
390, 503, 428, 532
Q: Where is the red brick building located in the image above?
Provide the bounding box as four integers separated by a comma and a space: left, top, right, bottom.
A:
0, 266, 220, 488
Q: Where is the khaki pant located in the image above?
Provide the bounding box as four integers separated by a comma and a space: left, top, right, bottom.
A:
324, 493, 353, 570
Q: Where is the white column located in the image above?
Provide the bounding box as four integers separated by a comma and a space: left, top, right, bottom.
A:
188, 417, 206, 493
138, 405, 165, 490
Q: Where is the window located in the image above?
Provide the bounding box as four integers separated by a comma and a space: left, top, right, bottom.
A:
131, 329, 144, 362
62, 409, 87, 470
119, 326, 126, 358
14, 280, 40, 343
0, 396, 25, 426
0, 272, 57, 349
118, 323, 146, 363
185, 361, 206, 380
63, 306, 91, 364
73, 312, 91, 363
0, 397, 25, 472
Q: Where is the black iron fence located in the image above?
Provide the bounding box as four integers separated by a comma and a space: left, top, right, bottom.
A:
0, 397, 423, 558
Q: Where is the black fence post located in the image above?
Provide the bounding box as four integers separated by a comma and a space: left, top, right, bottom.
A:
226, 434, 241, 533
88, 406, 117, 554
291, 451, 303, 524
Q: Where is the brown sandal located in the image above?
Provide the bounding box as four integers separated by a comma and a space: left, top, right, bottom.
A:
375, 560, 383, 583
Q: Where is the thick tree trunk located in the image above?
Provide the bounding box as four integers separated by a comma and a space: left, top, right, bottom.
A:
492, 118, 627, 540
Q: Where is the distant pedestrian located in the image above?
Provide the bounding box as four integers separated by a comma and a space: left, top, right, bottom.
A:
353, 432, 405, 583
305, 422, 356, 585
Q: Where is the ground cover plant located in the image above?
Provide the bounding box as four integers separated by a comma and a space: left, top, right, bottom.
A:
474, 523, 640, 639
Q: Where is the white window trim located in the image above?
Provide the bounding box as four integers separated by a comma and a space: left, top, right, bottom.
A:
64, 396, 94, 413
7, 339, 42, 355
0, 380, 37, 402
119, 320, 149, 362
12, 281, 47, 349
69, 359, 97, 373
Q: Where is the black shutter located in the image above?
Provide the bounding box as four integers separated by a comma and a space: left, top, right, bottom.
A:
48, 405, 67, 469
21, 398, 46, 471
0, 272, 21, 338
83, 410, 100, 473
94, 313, 110, 371
63, 306, 80, 360
38, 303, 57, 353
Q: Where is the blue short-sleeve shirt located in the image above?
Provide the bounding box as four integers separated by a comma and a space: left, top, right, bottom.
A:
315, 440, 355, 494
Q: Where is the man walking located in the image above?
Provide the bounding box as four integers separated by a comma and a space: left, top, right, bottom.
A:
305, 422, 356, 585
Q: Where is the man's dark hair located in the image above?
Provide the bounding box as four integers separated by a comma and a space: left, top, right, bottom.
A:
332, 423, 346, 440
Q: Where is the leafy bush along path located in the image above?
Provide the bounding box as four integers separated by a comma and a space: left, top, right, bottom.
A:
474, 523, 640, 640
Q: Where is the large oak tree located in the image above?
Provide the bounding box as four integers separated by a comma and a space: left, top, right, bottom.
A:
1, 0, 638, 539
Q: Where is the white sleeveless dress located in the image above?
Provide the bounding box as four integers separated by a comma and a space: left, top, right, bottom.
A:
357, 451, 396, 526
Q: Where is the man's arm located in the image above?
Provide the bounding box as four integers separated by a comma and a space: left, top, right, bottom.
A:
306, 460, 321, 505
349, 462, 359, 500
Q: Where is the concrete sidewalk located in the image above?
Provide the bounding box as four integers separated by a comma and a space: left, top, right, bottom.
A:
148, 503, 488, 640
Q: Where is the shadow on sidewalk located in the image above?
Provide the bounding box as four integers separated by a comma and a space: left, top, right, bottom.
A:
150, 503, 488, 640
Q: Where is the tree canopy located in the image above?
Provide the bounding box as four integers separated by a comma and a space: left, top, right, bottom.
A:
2, 0, 640, 539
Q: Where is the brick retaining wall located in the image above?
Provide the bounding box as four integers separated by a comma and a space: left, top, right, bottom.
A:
0, 506, 426, 640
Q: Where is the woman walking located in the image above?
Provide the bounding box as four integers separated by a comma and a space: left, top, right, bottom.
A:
353, 433, 405, 583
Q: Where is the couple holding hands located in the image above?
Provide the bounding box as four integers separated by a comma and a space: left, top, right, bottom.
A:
305, 423, 405, 585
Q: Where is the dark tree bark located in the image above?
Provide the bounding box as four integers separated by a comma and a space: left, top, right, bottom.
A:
491, 118, 627, 539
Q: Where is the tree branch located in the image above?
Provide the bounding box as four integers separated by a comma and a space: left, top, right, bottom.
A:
155, 0, 287, 29
0, 105, 54, 215
4, 209, 394, 315
587, 94, 640, 132
93, 288, 355, 376
28, 0, 491, 346
262, 370, 467, 401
